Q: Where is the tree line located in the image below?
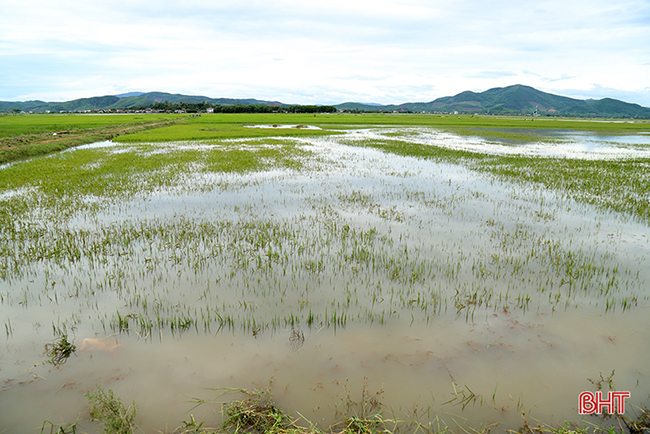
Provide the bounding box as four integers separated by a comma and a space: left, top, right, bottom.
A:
136, 101, 337, 113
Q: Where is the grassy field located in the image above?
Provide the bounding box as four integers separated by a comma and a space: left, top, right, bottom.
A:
0, 113, 197, 137
1, 113, 649, 434
3, 112, 649, 163
115, 113, 650, 142
0, 113, 181, 164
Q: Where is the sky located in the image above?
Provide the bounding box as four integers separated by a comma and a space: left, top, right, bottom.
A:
1, 0, 649, 106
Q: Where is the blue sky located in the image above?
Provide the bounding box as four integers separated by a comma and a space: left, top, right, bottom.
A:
1, 0, 649, 106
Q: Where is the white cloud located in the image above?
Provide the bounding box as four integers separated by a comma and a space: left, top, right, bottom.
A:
1, 0, 649, 105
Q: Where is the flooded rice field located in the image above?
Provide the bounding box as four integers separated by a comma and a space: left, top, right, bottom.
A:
1, 127, 649, 433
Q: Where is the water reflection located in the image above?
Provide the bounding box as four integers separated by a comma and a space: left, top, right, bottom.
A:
347, 127, 650, 159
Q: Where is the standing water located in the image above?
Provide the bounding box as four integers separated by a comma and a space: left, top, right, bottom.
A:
0, 128, 649, 433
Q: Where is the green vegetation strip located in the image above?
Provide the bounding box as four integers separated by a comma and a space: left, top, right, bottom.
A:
4, 112, 648, 162
0, 114, 183, 164
114, 119, 339, 143
47, 385, 650, 434
350, 139, 650, 225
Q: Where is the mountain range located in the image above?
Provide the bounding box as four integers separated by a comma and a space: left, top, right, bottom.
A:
337, 85, 650, 118
2, 85, 649, 118
0, 92, 285, 113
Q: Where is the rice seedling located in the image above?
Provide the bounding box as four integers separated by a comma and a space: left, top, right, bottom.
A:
1, 115, 648, 433
442, 381, 478, 411
40, 419, 78, 434
4, 318, 12, 337
173, 414, 211, 434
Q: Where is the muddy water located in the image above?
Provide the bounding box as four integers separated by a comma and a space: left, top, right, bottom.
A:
2, 310, 649, 432
1, 128, 649, 433
2, 308, 650, 432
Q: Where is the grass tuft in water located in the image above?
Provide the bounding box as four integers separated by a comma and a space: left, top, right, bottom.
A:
43, 334, 76, 366
40, 419, 78, 434
86, 386, 137, 434
221, 388, 293, 434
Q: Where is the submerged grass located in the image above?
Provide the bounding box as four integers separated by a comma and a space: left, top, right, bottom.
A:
73, 386, 650, 434
2, 114, 649, 434
476, 156, 650, 224
0, 139, 310, 221
43, 334, 76, 366
0, 127, 646, 335
5, 113, 647, 156
86, 386, 137, 434
348, 138, 650, 225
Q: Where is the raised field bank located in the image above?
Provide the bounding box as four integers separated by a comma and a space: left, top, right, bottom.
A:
1, 113, 649, 434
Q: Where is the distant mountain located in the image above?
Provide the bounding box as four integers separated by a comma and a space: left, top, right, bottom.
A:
0, 100, 47, 112
425, 85, 583, 114
113, 92, 285, 108
560, 98, 650, 118
334, 85, 650, 118
2, 86, 649, 118
0, 92, 287, 113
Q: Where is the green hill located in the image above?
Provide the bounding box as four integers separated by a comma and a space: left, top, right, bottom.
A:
409, 85, 589, 115
0, 100, 48, 112
560, 98, 650, 118
335, 85, 650, 118
0, 92, 286, 113
112, 92, 286, 109
47, 96, 122, 112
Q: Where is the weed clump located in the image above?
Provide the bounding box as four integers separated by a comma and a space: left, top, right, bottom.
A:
619, 406, 650, 434
221, 388, 292, 434
339, 415, 385, 434
44, 334, 76, 366
85, 386, 137, 434
516, 407, 650, 434
72, 384, 650, 434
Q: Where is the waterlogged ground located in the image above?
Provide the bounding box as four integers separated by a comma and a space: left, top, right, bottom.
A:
1, 126, 649, 433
